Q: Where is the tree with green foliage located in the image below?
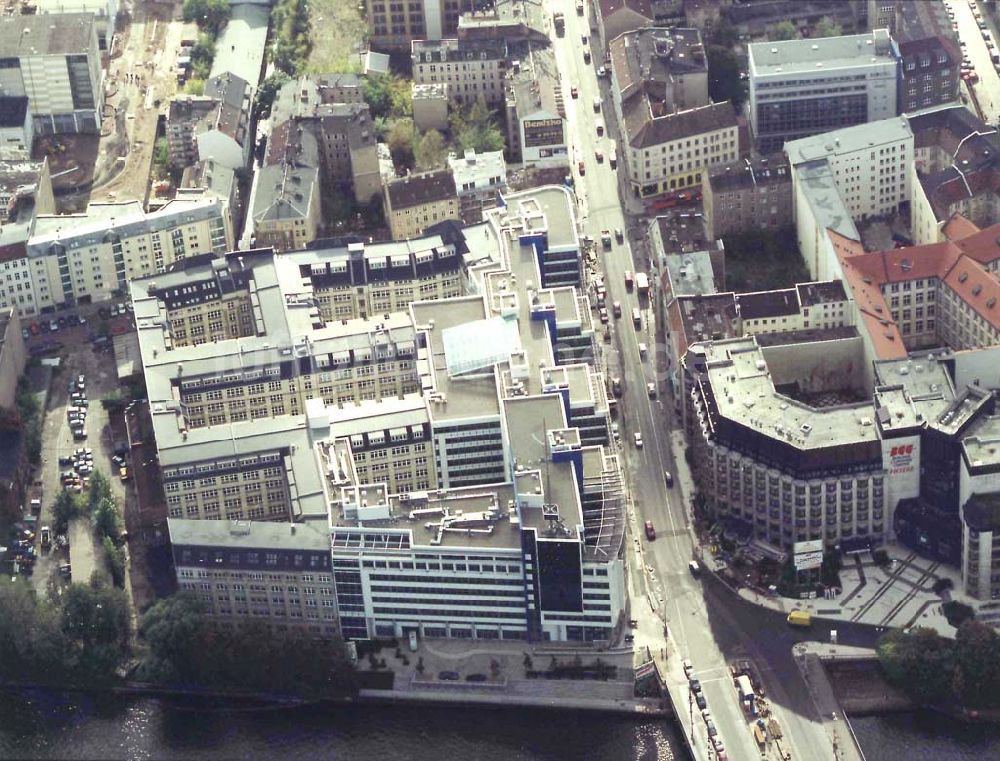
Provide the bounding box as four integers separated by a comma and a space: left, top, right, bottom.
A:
88, 470, 113, 514
386, 118, 416, 170
952, 621, 1000, 708
815, 17, 843, 38
102, 535, 126, 588
182, 0, 231, 37
52, 490, 85, 534
183, 78, 206, 96
877, 627, 954, 704
153, 137, 169, 169
94, 498, 121, 541
137, 593, 357, 698
0, 578, 71, 684
14, 377, 41, 465
706, 18, 740, 48
362, 73, 413, 121
254, 71, 291, 119
450, 96, 505, 155
271, 0, 312, 76
706, 46, 747, 109
190, 33, 217, 81
771, 21, 798, 41
415, 129, 448, 171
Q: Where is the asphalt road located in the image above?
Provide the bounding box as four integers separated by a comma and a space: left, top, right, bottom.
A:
953, 0, 1000, 123
549, 5, 883, 759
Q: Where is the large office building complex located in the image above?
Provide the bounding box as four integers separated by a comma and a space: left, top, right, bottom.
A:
142, 186, 626, 641
748, 29, 898, 153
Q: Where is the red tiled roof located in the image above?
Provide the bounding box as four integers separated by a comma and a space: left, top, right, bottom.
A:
833, 223, 1000, 357
942, 254, 1000, 331
942, 213, 980, 241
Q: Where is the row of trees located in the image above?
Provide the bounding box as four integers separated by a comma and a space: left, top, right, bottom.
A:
0, 575, 129, 688
0, 581, 357, 699
51, 469, 126, 587
271, 0, 311, 77
878, 622, 1000, 709
135, 594, 357, 699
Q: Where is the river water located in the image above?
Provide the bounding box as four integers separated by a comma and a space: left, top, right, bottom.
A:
0, 690, 682, 761
3, 689, 1000, 760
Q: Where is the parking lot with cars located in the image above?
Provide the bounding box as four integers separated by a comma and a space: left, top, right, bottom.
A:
26, 305, 135, 594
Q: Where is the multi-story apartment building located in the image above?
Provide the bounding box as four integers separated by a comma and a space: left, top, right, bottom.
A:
269, 75, 381, 203
0, 194, 231, 317
622, 102, 738, 198
596, 0, 685, 47
411, 38, 508, 105
835, 222, 1000, 354
166, 73, 252, 171
504, 47, 567, 166
0, 14, 103, 134
383, 169, 460, 241
908, 105, 1000, 245
702, 155, 792, 240
748, 29, 898, 153
365, 0, 476, 50
895, 36, 960, 114
250, 125, 321, 252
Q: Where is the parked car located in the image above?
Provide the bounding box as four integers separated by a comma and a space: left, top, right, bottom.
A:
438, 670, 460, 681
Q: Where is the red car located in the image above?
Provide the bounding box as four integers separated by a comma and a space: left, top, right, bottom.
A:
578, 161, 586, 176
644, 521, 656, 541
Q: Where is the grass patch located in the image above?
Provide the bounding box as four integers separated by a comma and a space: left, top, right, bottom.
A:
722, 226, 810, 292
307, 0, 367, 74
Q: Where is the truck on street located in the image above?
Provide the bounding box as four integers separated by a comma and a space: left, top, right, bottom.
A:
636, 272, 649, 297
553, 12, 565, 35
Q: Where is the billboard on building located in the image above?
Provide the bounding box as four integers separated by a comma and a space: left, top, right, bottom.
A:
793, 539, 823, 571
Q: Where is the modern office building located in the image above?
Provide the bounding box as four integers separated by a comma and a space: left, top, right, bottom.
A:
149, 185, 624, 641
0, 14, 103, 134
748, 29, 898, 153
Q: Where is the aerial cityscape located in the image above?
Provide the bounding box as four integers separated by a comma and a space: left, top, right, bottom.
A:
4, 0, 1000, 759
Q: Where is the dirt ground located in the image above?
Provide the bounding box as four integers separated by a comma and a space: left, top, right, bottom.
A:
308, 0, 367, 73
96, 3, 186, 201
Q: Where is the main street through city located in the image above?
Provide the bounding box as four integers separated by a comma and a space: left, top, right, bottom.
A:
549, 5, 882, 759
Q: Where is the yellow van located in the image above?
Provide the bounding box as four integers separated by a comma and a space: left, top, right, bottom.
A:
787, 610, 812, 628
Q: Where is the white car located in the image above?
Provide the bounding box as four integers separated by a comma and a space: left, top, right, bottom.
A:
647, 382, 657, 398
633, 432, 643, 448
